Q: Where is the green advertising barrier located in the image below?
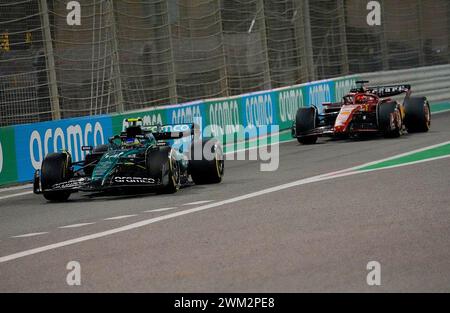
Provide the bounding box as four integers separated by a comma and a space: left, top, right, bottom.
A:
0, 126, 18, 186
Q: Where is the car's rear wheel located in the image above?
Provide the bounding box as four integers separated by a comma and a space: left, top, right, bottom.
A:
404, 96, 431, 133
295, 107, 318, 144
377, 101, 402, 138
41, 152, 72, 202
147, 146, 180, 194
189, 138, 224, 184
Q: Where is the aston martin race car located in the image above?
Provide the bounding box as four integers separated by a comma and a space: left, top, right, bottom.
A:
292, 81, 431, 144
33, 119, 224, 202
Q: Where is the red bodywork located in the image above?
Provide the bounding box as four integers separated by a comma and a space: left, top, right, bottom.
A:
292, 83, 414, 140
333, 94, 379, 133
324, 90, 407, 134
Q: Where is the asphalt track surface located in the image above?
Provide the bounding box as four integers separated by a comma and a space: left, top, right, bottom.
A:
0, 112, 450, 292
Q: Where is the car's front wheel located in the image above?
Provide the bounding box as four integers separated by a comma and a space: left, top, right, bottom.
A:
40, 152, 72, 202
147, 147, 180, 194
294, 107, 318, 144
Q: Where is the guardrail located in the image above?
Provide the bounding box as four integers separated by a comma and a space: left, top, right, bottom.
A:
359, 64, 450, 103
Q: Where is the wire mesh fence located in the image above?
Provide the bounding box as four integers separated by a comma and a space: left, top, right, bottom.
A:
0, 0, 449, 126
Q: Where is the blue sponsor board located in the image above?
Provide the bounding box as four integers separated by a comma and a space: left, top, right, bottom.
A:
15, 115, 113, 182
304, 80, 335, 113
165, 100, 206, 130
240, 91, 278, 138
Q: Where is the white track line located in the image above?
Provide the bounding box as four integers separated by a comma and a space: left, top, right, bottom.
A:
144, 207, 178, 213
350, 140, 450, 171
104, 215, 137, 221
0, 184, 33, 193
357, 154, 450, 173
0, 191, 33, 201
58, 223, 96, 229
183, 200, 213, 206
433, 108, 450, 115
11, 232, 49, 239
1, 141, 449, 263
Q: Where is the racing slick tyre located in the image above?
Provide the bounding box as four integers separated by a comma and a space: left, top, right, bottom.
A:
189, 138, 224, 185
295, 107, 318, 144
377, 101, 402, 138
84, 144, 109, 176
147, 146, 180, 194
41, 152, 72, 202
404, 97, 431, 133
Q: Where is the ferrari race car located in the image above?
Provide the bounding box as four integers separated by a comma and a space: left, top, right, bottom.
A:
33, 119, 224, 202
292, 81, 431, 144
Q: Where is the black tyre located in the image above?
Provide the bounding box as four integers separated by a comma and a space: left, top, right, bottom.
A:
377, 101, 402, 138
147, 146, 180, 194
295, 107, 318, 144
41, 152, 72, 202
84, 144, 109, 176
189, 138, 224, 185
404, 96, 431, 133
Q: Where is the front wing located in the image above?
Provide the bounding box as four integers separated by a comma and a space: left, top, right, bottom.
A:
33, 170, 163, 194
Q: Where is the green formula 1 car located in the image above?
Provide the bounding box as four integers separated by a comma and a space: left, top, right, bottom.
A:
33, 118, 224, 202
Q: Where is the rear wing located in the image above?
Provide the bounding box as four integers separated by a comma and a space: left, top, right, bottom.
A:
351, 81, 411, 98
143, 123, 197, 140
367, 84, 411, 98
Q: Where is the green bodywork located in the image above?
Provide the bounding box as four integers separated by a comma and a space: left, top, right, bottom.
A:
91, 149, 139, 186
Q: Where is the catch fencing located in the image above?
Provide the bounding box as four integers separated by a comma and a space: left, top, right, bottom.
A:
1, 0, 449, 126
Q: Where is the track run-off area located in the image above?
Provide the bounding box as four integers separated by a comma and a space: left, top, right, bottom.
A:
0, 103, 450, 291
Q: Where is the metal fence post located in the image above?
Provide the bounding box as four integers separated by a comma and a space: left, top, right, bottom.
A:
379, 0, 389, 70
257, 0, 272, 90
292, 0, 307, 83
217, 0, 229, 97
39, 0, 60, 120
417, 0, 425, 66
302, 0, 315, 81
337, 0, 349, 75
447, 1, 450, 63
163, 0, 178, 104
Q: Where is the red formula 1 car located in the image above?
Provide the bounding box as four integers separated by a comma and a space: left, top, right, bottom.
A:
292, 81, 431, 144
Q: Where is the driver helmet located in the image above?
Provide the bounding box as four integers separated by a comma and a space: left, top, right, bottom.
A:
355, 94, 367, 104
124, 137, 140, 147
